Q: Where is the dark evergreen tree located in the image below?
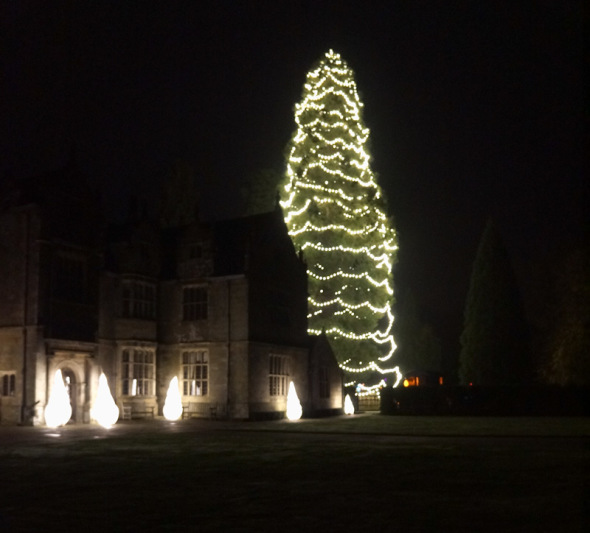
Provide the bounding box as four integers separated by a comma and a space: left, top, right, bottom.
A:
540, 245, 590, 386
394, 289, 442, 374
459, 220, 530, 385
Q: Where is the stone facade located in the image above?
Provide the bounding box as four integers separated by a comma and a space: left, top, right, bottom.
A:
0, 167, 343, 425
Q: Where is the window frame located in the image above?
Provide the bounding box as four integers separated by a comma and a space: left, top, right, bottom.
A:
121, 348, 156, 397
269, 354, 289, 397
181, 350, 209, 397
0, 372, 16, 397
182, 286, 208, 321
121, 279, 156, 320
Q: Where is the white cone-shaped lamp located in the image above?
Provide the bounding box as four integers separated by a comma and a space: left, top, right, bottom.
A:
344, 394, 355, 415
286, 381, 302, 421
163, 376, 183, 421
45, 369, 72, 428
91, 373, 120, 428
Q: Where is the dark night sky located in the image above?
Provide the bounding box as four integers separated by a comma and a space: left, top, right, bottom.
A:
1, 1, 586, 367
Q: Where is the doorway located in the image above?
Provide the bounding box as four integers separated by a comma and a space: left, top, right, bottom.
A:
61, 368, 77, 423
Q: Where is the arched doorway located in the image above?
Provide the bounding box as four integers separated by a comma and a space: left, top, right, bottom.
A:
61, 368, 77, 423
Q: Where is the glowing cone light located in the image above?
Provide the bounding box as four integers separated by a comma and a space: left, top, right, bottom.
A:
91, 373, 120, 428
286, 381, 302, 421
344, 394, 355, 415
45, 369, 72, 427
163, 376, 183, 421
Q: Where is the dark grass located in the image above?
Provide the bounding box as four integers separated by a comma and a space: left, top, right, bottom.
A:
1, 416, 588, 532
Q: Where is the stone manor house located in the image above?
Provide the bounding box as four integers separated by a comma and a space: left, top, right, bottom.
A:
0, 164, 343, 425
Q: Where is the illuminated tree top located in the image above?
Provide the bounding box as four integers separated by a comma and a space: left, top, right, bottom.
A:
281, 50, 400, 386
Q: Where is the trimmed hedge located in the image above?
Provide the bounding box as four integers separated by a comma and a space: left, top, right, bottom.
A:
381, 386, 589, 416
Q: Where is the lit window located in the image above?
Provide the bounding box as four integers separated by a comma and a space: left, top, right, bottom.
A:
182, 351, 208, 396
122, 280, 156, 319
122, 349, 155, 396
269, 355, 289, 396
183, 286, 208, 320
1, 373, 15, 397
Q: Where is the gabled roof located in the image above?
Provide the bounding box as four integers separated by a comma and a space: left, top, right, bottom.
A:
210, 208, 295, 276
105, 207, 299, 280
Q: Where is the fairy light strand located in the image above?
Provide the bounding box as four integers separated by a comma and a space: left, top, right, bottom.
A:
280, 50, 402, 389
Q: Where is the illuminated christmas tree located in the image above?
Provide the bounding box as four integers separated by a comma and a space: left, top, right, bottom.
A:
280, 50, 401, 388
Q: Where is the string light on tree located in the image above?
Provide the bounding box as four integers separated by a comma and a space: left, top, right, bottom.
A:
281, 50, 402, 388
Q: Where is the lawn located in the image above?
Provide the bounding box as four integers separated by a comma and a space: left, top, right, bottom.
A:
1, 415, 588, 532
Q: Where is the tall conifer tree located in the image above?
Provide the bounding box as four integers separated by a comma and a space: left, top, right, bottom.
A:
540, 245, 590, 386
459, 220, 530, 385
280, 50, 400, 387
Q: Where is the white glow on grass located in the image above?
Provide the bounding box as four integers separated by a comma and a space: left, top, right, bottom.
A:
163, 377, 183, 421
45, 369, 72, 428
286, 381, 302, 421
344, 394, 355, 415
91, 373, 120, 428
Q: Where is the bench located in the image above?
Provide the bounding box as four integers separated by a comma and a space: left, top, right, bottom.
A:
182, 402, 220, 419
121, 402, 155, 420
